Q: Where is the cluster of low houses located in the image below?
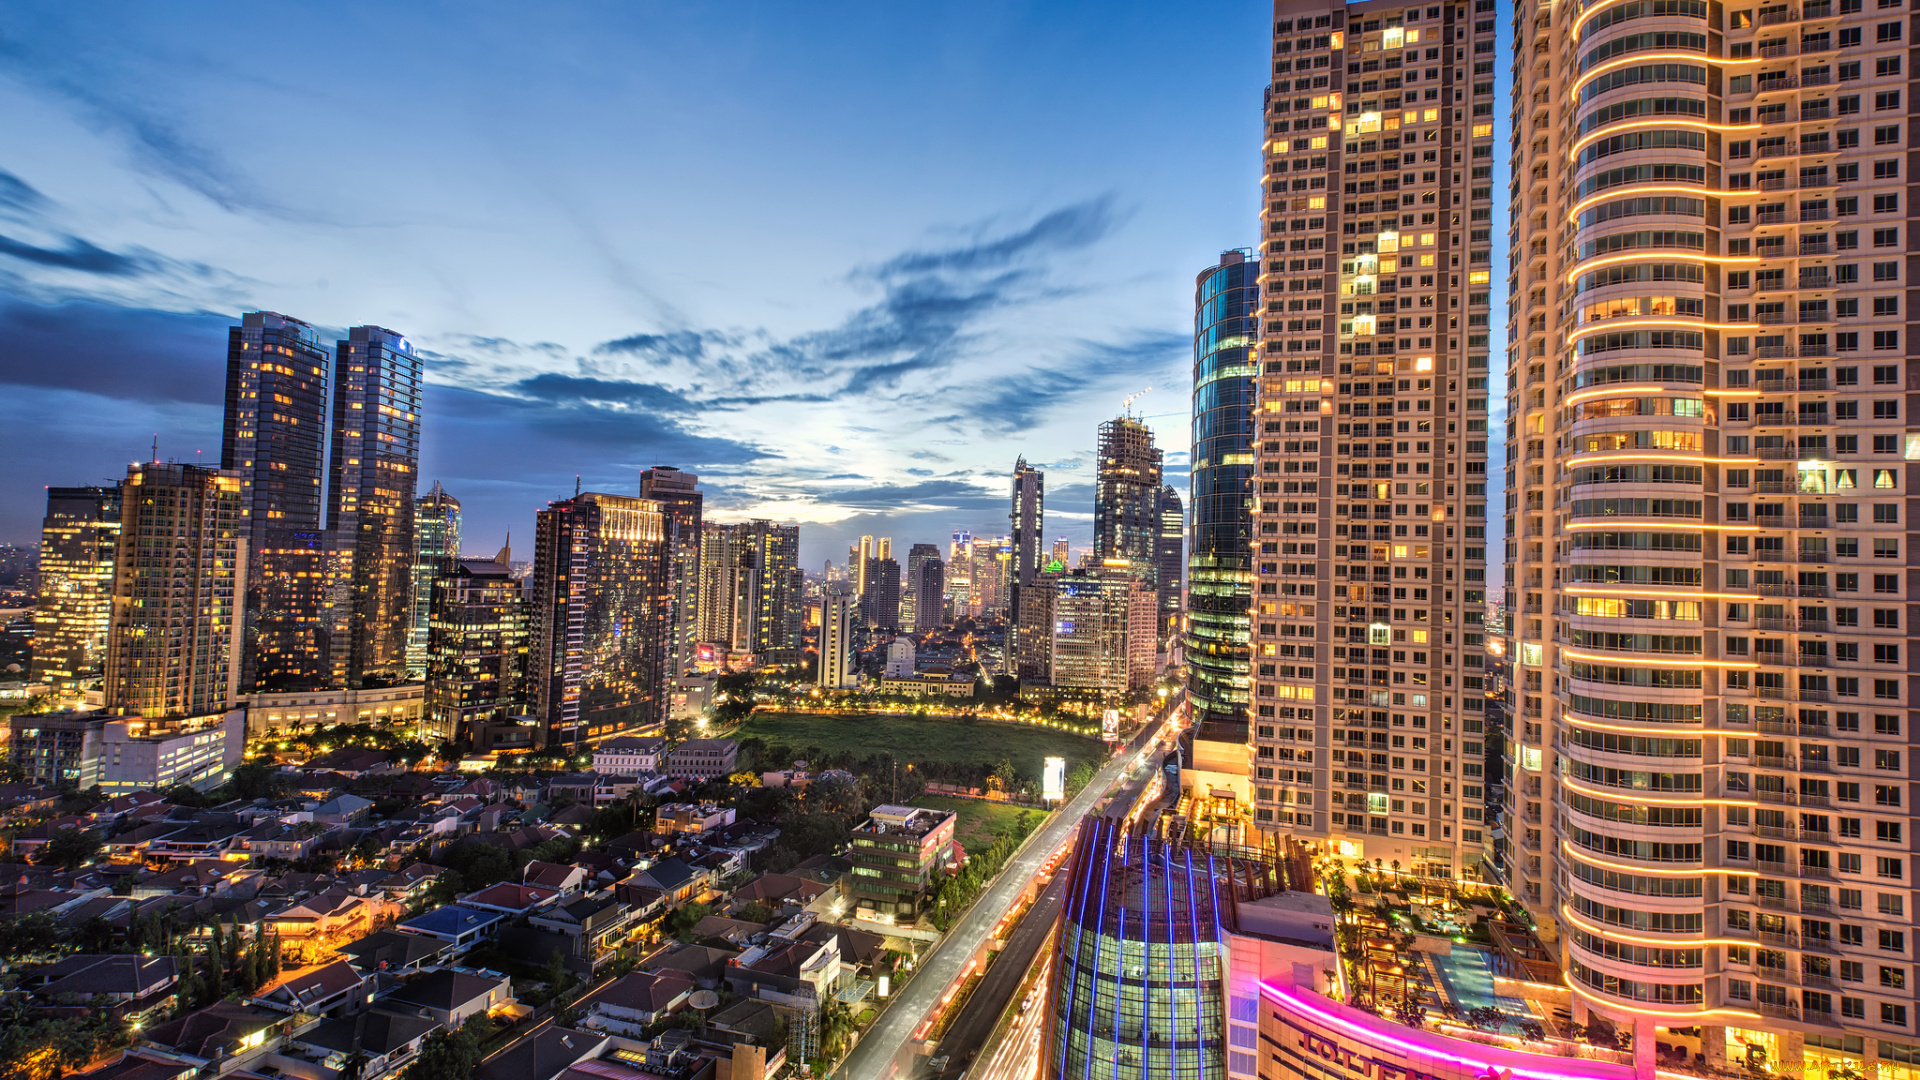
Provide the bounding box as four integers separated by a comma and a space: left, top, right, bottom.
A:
0, 732, 901, 1080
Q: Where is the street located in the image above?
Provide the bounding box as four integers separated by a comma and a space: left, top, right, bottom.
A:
834, 718, 1168, 1080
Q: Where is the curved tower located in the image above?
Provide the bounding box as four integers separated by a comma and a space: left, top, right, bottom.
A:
1187, 251, 1261, 737
1510, 0, 1917, 1069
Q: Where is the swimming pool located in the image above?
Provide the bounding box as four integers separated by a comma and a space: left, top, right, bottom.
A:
1429, 947, 1532, 1029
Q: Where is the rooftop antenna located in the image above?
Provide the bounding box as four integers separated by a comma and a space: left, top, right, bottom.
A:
574, 474, 582, 497
151, 434, 159, 463
1121, 386, 1151, 417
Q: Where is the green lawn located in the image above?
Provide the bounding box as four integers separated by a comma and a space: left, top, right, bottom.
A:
910, 794, 1036, 852
731, 710, 1105, 779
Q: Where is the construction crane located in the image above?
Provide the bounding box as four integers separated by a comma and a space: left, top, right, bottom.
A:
1121, 386, 1151, 416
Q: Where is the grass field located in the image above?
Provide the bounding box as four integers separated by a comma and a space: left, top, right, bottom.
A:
730, 710, 1106, 778
909, 794, 1037, 852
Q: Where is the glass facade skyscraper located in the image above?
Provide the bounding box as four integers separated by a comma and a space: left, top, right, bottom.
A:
225, 311, 335, 692
329, 325, 424, 688
1187, 252, 1260, 738
407, 482, 461, 678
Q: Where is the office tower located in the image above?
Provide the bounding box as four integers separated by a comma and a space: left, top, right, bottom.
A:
424, 546, 528, 745
1246, 1, 1495, 880
31, 485, 121, 695
104, 462, 244, 718
1026, 563, 1157, 698
1188, 251, 1261, 739
1051, 537, 1070, 568
1155, 483, 1185, 628
911, 556, 945, 632
1011, 457, 1046, 586
1094, 415, 1165, 587
530, 492, 668, 748
860, 556, 902, 632
902, 542, 940, 630
1505, 0, 1920, 1065
877, 537, 892, 563
640, 466, 704, 679
817, 587, 856, 689
223, 311, 334, 692
406, 482, 461, 678
329, 326, 424, 688
947, 530, 974, 614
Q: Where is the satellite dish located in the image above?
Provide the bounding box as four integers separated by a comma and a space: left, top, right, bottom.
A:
688, 990, 719, 1011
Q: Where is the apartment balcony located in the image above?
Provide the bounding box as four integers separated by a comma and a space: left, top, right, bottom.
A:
1800, 239, 1830, 255
1760, 42, 1796, 57
1760, 6, 1800, 23
1798, 203, 1830, 218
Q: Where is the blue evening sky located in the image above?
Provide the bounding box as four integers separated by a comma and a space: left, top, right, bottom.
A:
0, 1, 1504, 569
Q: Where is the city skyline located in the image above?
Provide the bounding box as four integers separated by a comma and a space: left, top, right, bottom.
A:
0, 2, 1294, 570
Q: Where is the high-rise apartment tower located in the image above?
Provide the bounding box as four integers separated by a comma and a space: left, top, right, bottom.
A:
31, 486, 122, 696
1505, 0, 1920, 1064
1246, 0, 1496, 882
641, 466, 704, 679
104, 463, 244, 718
1011, 457, 1046, 587
1094, 416, 1166, 585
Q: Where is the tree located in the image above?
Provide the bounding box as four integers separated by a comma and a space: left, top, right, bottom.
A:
403, 1016, 489, 1080
1465, 1005, 1505, 1032
228, 762, 282, 801
1393, 1000, 1428, 1030
37, 828, 102, 871
543, 947, 576, 1003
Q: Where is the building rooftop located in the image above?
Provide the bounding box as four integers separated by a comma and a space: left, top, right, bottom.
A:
857, 805, 956, 838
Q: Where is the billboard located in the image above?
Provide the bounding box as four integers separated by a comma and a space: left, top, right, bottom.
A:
1043, 756, 1066, 802
1102, 708, 1120, 741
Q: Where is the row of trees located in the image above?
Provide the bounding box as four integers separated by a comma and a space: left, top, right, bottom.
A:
0, 995, 128, 1080
927, 810, 1041, 932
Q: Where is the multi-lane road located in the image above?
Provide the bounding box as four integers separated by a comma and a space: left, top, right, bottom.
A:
834, 718, 1172, 1080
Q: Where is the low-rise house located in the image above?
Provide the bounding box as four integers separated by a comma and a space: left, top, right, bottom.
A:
730, 872, 832, 918
254, 959, 367, 1016
309, 794, 375, 827
138, 1002, 292, 1074
102, 820, 189, 863
380, 967, 512, 1028
396, 904, 505, 951
242, 822, 331, 862
653, 803, 734, 837
527, 891, 639, 966
375, 863, 445, 903
629, 856, 711, 905
543, 773, 599, 806
575, 969, 695, 1035
130, 858, 247, 899
32, 954, 180, 1020
285, 1009, 438, 1080
690, 914, 771, 945
267, 888, 371, 958
338, 928, 451, 974
301, 748, 393, 778
69, 1053, 197, 1080
663, 738, 737, 780
723, 935, 842, 1013
147, 817, 250, 862
523, 860, 588, 894
645, 943, 737, 990
457, 881, 560, 916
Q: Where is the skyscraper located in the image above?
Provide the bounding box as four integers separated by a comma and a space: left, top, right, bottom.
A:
1246, 0, 1494, 881
1154, 483, 1184, 630
1094, 415, 1165, 590
1188, 251, 1261, 738
424, 547, 528, 745
860, 556, 901, 633
700, 520, 804, 665
640, 466, 704, 679
1505, 0, 1920, 1064
1010, 457, 1046, 586
947, 530, 974, 614
31, 486, 122, 696
851, 535, 874, 596
329, 326, 424, 688
406, 482, 461, 678
902, 542, 940, 630
530, 492, 668, 748
817, 586, 855, 690
224, 311, 334, 692
104, 462, 243, 718
1051, 537, 1070, 568
911, 555, 945, 633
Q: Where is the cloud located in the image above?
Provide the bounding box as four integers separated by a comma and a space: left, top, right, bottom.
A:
864, 198, 1120, 280
0, 170, 48, 216
512, 372, 701, 415
0, 294, 230, 405
0, 232, 157, 276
